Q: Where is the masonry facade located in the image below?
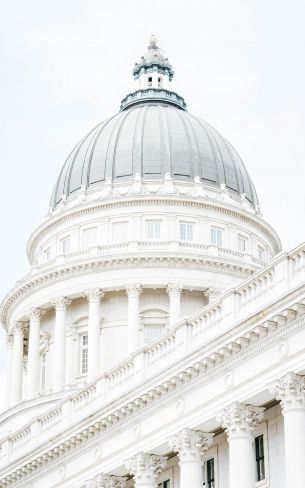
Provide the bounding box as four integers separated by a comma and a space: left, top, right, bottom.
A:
0, 37, 304, 488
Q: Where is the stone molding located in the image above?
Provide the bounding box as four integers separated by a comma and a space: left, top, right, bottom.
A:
2, 256, 253, 328
217, 402, 264, 439
12, 321, 27, 336
269, 372, 305, 412
1, 298, 304, 486
203, 287, 222, 303
27, 193, 280, 263
85, 474, 127, 488
85, 288, 105, 303
125, 452, 167, 480
166, 283, 183, 297
6, 334, 13, 349
51, 296, 72, 312
27, 308, 46, 321
168, 428, 213, 463
125, 284, 143, 298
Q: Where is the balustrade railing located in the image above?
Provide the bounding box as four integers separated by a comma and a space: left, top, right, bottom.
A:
2, 243, 305, 466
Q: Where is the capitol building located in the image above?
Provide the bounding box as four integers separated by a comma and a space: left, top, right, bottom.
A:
1, 36, 305, 488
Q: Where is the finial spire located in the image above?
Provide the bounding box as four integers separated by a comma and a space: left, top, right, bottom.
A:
148, 34, 157, 49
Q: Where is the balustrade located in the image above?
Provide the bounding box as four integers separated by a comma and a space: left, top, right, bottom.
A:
2, 245, 305, 468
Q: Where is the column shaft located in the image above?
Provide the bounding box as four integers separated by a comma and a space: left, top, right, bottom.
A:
11, 324, 24, 405
126, 284, 142, 353
228, 435, 255, 487
86, 289, 103, 379
52, 297, 71, 391
270, 372, 305, 488
5, 335, 13, 409
27, 309, 44, 399
217, 402, 264, 488
284, 409, 305, 488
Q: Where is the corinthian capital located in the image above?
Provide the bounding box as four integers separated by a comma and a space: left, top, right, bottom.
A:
28, 308, 46, 320
85, 288, 105, 303
269, 372, 305, 412
125, 452, 167, 481
13, 321, 27, 336
203, 287, 222, 303
217, 402, 264, 439
168, 428, 213, 463
166, 283, 183, 298
6, 334, 13, 349
125, 284, 142, 298
52, 296, 72, 312
86, 474, 127, 488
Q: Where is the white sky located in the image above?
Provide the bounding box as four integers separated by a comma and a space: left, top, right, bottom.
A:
0, 0, 305, 400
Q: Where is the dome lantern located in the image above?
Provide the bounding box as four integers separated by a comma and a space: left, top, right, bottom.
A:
132, 35, 175, 91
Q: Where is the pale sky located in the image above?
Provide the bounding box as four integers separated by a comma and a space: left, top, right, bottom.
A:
0, 0, 305, 399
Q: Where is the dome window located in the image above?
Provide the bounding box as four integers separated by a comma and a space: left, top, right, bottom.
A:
61, 237, 70, 255
238, 235, 247, 253
180, 221, 194, 241
145, 220, 161, 240
158, 76, 161, 87
148, 76, 152, 87
112, 221, 129, 243
211, 227, 223, 247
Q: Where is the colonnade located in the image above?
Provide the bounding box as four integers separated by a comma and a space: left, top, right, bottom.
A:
7, 283, 208, 408
84, 373, 305, 488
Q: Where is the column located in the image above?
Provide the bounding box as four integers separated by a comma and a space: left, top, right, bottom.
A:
217, 402, 264, 488
126, 284, 142, 353
52, 296, 71, 391
26, 308, 45, 399
5, 333, 13, 409
168, 428, 213, 487
203, 287, 222, 303
166, 283, 183, 327
10, 322, 25, 406
126, 452, 167, 488
85, 474, 127, 488
86, 288, 104, 380
269, 372, 305, 488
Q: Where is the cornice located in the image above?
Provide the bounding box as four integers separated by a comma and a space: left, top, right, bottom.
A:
26, 194, 281, 263
1, 296, 304, 487
0, 255, 254, 328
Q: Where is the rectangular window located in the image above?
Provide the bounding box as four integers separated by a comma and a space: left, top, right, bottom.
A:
158, 481, 170, 488
146, 220, 161, 239
180, 221, 194, 241
80, 334, 88, 375
255, 435, 265, 481
83, 227, 97, 248
144, 324, 164, 342
112, 221, 128, 243
207, 458, 215, 488
211, 227, 223, 246
61, 237, 70, 255
258, 245, 265, 261
238, 235, 247, 252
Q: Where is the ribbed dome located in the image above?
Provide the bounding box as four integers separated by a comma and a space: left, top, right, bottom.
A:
50, 103, 258, 208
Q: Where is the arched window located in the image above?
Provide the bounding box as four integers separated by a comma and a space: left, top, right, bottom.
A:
148, 76, 153, 87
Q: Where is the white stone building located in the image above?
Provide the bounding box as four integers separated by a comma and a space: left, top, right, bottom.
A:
0, 36, 305, 488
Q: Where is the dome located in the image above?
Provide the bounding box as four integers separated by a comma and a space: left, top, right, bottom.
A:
50, 104, 258, 208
